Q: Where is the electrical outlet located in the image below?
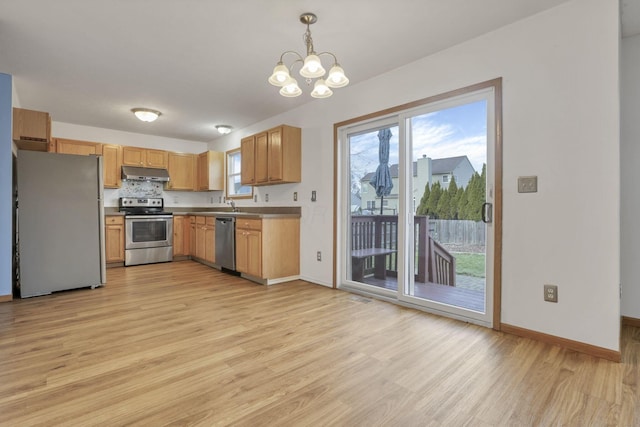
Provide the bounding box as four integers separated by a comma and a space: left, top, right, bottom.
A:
254, 194, 257, 202
311, 190, 317, 202
293, 192, 298, 201
317, 251, 322, 261
218, 196, 222, 203
265, 193, 269, 202
544, 284, 558, 303
518, 176, 538, 193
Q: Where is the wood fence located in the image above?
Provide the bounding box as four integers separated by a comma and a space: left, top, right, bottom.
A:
429, 220, 485, 246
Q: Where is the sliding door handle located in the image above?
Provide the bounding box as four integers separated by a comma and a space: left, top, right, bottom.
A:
482, 202, 493, 224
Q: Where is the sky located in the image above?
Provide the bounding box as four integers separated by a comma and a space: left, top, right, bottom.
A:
349, 99, 487, 187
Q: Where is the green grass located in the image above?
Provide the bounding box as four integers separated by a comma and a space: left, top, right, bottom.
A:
454, 253, 485, 278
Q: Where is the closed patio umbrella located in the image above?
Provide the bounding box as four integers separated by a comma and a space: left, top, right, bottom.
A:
369, 128, 393, 214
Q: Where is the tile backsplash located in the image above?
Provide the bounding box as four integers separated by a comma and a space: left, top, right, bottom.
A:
119, 180, 163, 198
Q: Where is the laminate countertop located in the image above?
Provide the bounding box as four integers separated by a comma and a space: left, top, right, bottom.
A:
173, 212, 300, 219
105, 208, 300, 219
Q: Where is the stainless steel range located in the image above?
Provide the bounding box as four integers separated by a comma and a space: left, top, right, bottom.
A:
119, 197, 173, 266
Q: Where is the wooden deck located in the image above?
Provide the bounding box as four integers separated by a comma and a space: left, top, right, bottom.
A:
362, 276, 485, 312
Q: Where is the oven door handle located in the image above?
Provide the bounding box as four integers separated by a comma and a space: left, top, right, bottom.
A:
125, 215, 173, 221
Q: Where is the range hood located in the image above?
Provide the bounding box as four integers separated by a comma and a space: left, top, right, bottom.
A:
121, 166, 170, 182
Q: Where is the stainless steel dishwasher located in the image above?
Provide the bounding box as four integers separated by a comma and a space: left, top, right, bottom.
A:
215, 217, 236, 270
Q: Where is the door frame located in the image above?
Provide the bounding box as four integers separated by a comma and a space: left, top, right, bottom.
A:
333, 78, 503, 331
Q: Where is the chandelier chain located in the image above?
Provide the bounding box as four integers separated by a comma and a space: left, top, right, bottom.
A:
303, 27, 314, 56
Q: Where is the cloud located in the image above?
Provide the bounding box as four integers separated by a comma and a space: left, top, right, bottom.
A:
348, 111, 487, 182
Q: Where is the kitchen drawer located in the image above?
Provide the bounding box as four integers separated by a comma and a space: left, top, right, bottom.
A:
105, 215, 124, 225
196, 216, 206, 225
206, 217, 215, 226
189, 216, 196, 224
237, 218, 262, 231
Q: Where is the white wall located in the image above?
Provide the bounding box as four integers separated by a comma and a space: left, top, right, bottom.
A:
621, 34, 640, 319
211, 0, 621, 350
0, 73, 13, 298
52, 122, 223, 208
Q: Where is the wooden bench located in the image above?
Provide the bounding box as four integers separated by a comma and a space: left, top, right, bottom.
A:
351, 247, 397, 282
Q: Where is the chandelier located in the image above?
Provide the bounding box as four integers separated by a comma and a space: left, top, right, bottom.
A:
268, 13, 349, 99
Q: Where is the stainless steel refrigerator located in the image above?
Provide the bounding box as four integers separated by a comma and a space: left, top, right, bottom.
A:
17, 150, 106, 298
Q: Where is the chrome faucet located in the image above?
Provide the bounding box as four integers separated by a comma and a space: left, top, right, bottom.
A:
228, 199, 238, 212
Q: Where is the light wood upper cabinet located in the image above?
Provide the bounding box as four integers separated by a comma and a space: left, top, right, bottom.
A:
197, 151, 224, 191
54, 138, 102, 156
146, 149, 168, 168
255, 132, 269, 184
102, 144, 122, 188
105, 215, 125, 263
122, 146, 168, 168
235, 217, 299, 279
166, 152, 196, 191
267, 125, 301, 184
240, 135, 256, 186
54, 138, 122, 189
240, 125, 301, 186
13, 108, 51, 151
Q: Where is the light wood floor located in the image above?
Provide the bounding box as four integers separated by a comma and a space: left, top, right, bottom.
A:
0, 261, 638, 426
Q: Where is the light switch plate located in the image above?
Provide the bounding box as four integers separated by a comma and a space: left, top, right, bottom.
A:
518, 176, 538, 193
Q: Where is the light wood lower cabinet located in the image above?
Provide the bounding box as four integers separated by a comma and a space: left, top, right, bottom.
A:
194, 216, 215, 264
236, 221, 262, 277
189, 216, 196, 257
173, 216, 190, 257
235, 217, 299, 280
105, 215, 124, 263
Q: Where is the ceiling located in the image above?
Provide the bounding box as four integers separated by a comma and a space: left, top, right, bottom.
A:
0, 0, 636, 144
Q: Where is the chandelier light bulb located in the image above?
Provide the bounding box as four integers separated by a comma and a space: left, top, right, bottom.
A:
268, 63, 290, 86
310, 79, 333, 98
279, 76, 302, 97
300, 54, 325, 79
326, 64, 349, 88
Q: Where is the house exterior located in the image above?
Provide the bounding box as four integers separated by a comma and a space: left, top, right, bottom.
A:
431, 155, 476, 190
359, 155, 474, 214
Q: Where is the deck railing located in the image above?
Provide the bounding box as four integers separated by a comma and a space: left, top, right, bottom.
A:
351, 215, 456, 286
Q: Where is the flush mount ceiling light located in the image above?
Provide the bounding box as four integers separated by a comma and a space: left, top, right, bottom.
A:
268, 12, 349, 99
131, 108, 161, 122
216, 125, 232, 135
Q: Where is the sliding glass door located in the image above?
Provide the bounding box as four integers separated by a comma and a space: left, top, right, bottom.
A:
338, 83, 499, 327
400, 91, 494, 325
346, 119, 400, 295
